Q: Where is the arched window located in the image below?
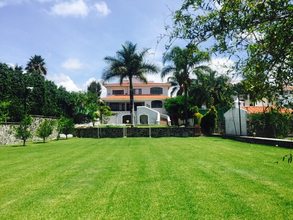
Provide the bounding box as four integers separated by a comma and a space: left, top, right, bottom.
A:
151, 100, 162, 108
140, 115, 148, 124
150, 87, 163, 95
122, 115, 131, 124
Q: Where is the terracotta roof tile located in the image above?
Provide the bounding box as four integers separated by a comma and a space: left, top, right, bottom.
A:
242, 106, 293, 114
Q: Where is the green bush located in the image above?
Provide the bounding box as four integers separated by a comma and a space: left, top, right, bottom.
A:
249, 109, 293, 138
36, 119, 55, 143
200, 106, 217, 135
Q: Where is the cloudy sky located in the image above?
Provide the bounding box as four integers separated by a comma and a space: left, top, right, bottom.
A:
0, 0, 234, 92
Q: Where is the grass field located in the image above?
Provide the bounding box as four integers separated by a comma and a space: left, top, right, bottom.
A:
0, 137, 292, 219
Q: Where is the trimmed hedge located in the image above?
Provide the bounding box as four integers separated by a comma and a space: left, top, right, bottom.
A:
75, 127, 201, 138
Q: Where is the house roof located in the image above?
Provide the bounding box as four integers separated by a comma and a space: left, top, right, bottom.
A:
103, 82, 171, 88
102, 95, 169, 101
242, 106, 293, 114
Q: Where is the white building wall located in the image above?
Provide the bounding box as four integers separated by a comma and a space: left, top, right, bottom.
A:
224, 108, 247, 136
137, 106, 160, 125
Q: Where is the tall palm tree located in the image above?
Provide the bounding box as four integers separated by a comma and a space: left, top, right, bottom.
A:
25, 55, 47, 75
103, 41, 159, 126
161, 45, 210, 126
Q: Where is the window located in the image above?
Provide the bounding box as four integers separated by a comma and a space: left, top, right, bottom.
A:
151, 100, 162, 108
112, 90, 124, 95
150, 87, 163, 95
134, 88, 142, 95
108, 103, 125, 111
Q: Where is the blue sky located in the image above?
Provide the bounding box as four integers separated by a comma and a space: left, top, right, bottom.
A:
0, 0, 234, 92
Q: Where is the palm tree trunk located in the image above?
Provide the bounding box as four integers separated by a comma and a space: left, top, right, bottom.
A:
129, 77, 135, 127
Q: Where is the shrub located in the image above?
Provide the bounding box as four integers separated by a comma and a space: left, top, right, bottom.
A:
15, 115, 32, 146
200, 106, 217, 135
57, 117, 74, 139
248, 109, 293, 138
36, 119, 55, 143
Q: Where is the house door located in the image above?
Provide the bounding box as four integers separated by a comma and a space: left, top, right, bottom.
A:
140, 115, 148, 125
122, 115, 131, 124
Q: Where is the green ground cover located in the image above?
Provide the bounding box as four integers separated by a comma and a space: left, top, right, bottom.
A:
0, 137, 292, 219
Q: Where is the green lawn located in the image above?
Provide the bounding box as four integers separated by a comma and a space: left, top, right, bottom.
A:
0, 137, 292, 219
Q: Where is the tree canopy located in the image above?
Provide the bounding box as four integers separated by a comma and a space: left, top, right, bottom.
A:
169, 0, 293, 99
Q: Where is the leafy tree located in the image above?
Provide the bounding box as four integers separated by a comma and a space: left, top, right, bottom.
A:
0, 63, 25, 121
169, 0, 293, 100
164, 96, 186, 126
200, 106, 218, 135
162, 45, 210, 126
87, 80, 102, 101
103, 41, 159, 126
36, 119, 55, 143
97, 104, 112, 124
57, 117, 74, 139
15, 115, 32, 146
25, 55, 47, 75
0, 101, 11, 123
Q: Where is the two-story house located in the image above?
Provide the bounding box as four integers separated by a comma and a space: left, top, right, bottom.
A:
102, 80, 171, 125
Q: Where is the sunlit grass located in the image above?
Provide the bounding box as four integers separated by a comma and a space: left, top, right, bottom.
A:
0, 137, 292, 219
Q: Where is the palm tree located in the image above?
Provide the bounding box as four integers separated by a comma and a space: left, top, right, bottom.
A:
102, 41, 159, 126
190, 70, 233, 110
161, 45, 210, 126
25, 55, 47, 75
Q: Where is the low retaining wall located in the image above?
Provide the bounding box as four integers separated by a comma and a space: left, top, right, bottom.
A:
224, 135, 293, 149
0, 117, 58, 145
75, 127, 201, 138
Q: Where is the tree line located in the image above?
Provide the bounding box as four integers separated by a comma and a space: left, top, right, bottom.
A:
0, 56, 110, 124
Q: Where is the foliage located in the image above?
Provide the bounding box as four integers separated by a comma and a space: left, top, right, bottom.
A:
15, 115, 32, 146
97, 104, 112, 124
25, 55, 47, 75
103, 41, 159, 126
162, 45, 210, 126
87, 80, 102, 101
57, 117, 74, 139
0, 101, 11, 123
36, 119, 55, 143
189, 70, 233, 111
200, 106, 218, 135
164, 96, 186, 126
0, 61, 93, 122
169, 0, 293, 101
248, 109, 293, 138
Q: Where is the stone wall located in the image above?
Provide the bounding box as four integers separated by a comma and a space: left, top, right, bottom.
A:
0, 116, 58, 146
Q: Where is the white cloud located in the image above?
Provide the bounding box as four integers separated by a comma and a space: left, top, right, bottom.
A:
144, 48, 164, 83
208, 57, 235, 76
51, 0, 89, 17
94, 1, 111, 16
48, 73, 81, 92
62, 58, 83, 70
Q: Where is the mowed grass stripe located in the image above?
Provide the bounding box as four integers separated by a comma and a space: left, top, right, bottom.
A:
0, 137, 292, 219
